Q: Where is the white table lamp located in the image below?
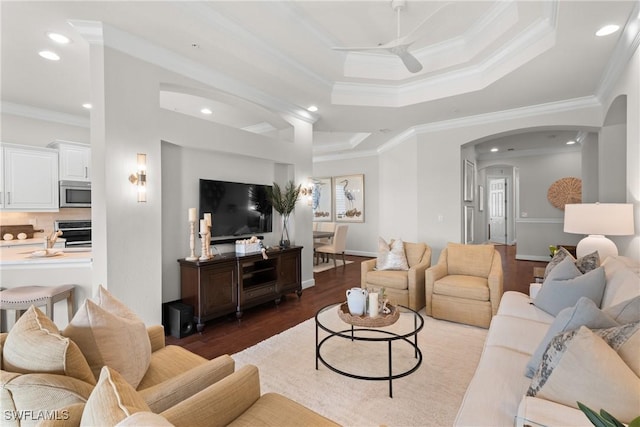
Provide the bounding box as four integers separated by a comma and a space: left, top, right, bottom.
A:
563, 203, 634, 260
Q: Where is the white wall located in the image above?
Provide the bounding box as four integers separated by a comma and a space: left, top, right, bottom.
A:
0, 114, 89, 147
600, 45, 640, 260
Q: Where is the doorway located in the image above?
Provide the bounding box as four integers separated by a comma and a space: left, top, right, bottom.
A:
488, 177, 508, 244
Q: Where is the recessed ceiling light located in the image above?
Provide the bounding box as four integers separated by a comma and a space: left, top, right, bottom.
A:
200, 108, 212, 115
82, 103, 92, 109
566, 140, 576, 145
47, 32, 70, 44
490, 147, 499, 152
39, 50, 60, 61
307, 105, 318, 112
596, 25, 620, 37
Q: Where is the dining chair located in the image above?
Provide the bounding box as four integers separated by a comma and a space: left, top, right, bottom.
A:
315, 224, 348, 269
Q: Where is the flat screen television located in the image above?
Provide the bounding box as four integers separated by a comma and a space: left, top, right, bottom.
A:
199, 179, 273, 238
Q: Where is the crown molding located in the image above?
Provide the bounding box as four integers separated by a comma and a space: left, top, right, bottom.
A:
313, 148, 378, 163
313, 132, 370, 154
1, 101, 89, 128
375, 95, 601, 155
68, 20, 318, 125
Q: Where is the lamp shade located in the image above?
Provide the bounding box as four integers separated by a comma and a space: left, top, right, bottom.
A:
564, 203, 634, 236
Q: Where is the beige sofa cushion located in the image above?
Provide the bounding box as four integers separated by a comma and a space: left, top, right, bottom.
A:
2, 306, 95, 385
434, 275, 489, 301
365, 270, 408, 290
446, 243, 494, 277
404, 242, 427, 268
63, 286, 151, 388
116, 412, 174, 426
81, 366, 150, 426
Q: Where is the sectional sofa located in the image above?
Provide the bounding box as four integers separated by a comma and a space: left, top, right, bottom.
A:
455, 255, 640, 426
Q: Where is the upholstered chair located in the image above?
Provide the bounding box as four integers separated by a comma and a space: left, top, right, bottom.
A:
425, 242, 503, 328
361, 241, 432, 311
315, 224, 348, 268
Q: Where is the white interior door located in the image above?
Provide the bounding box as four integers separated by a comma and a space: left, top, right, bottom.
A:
489, 178, 507, 244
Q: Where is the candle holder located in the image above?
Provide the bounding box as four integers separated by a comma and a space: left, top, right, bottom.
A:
199, 232, 209, 261
186, 221, 198, 261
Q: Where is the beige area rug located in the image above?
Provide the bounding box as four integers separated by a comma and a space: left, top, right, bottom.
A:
231, 309, 487, 427
313, 259, 354, 273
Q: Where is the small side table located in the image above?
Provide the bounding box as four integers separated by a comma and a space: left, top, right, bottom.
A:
533, 267, 546, 283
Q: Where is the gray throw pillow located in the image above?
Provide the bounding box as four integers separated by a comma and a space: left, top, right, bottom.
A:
604, 296, 640, 324
534, 258, 606, 316
525, 296, 619, 378
575, 251, 600, 274
544, 247, 573, 278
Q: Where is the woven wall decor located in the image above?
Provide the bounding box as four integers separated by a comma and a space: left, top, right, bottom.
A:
547, 177, 582, 210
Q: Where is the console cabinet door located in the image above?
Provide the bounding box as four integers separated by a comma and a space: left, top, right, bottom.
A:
200, 261, 237, 318
277, 248, 302, 295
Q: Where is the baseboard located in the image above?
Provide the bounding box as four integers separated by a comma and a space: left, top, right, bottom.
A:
346, 250, 376, 258
515, 254, 550, 262
302, 278, 315, 289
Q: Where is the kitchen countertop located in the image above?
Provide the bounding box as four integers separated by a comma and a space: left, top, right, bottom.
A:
0, 237, 66, 248
0, 245, 92, 267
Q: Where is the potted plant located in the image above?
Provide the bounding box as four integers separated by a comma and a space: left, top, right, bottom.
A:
266, 180, 301, 248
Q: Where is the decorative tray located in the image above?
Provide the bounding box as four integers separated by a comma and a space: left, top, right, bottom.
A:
337, 302, 399, 327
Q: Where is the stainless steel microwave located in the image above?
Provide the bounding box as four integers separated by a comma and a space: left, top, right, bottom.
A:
59, 180, 91, 208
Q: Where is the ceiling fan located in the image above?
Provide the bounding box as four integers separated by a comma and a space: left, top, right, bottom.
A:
332, 0, 450, 73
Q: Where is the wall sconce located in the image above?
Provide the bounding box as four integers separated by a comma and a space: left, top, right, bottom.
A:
299, 182, 314, 206
128, 153, 147, 202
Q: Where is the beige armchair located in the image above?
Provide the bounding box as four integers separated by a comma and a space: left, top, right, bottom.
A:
425, 242, 503, 328
361, 242, 432, 311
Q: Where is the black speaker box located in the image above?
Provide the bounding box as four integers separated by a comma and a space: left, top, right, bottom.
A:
166, 302, 194, 339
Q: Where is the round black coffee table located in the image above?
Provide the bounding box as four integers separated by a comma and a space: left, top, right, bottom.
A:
315, 302, 424, 398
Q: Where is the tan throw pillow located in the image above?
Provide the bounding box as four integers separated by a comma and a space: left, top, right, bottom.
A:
527, 326, 640, 424
63, 287, 151, 388
595, 321, 640, 377
2, 306, 95, 385
81, 366, 150, 426
376, 237, 409, 271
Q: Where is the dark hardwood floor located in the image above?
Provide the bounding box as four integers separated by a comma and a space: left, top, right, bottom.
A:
166, 245, 546, 359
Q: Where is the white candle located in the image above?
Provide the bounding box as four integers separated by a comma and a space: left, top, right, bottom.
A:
369, 293, 379, 318
188, 208, 196, 222
204, 213, 212, 227
200, 219, 206, 233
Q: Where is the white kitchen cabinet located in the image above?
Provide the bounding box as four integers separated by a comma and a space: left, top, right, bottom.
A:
0, 143, 59, 211
48, 140, 91, 182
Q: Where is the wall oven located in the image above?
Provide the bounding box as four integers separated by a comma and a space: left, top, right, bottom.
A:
55, 220, 91, 248
60, 180, 91, 208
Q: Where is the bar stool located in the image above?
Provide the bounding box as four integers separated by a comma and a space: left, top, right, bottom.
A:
0, 285, 75, 331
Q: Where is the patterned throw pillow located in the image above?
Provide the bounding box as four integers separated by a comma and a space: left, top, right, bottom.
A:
527, 326, 640, 424
376, 237, 409, 271
544, 248, 600, 278
594, 321, 640, 377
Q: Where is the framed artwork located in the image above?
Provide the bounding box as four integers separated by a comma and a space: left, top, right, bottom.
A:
334, 174, 364, 222
464, 206, 474, 244
464, 160, 475, 202
478, 185, 484, 212
311, 177, 333, 221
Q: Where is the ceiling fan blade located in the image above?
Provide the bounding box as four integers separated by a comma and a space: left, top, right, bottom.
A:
396, 50, 423, 73
401, 2, 452, 46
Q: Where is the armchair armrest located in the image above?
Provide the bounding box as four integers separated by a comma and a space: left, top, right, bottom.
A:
147, 325, 165, 353
488, 251, 504, 315
161, 364, 261, 427
139, 354, 235, 413
407, 255, 432, 311
360, 258, 377, 288
425, 259, 448, 316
